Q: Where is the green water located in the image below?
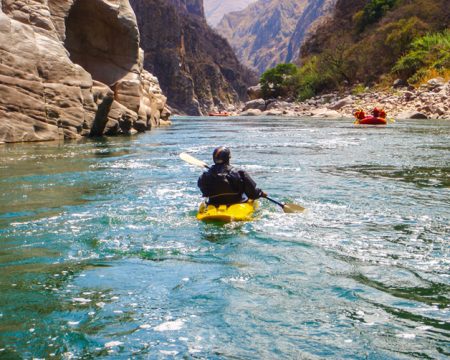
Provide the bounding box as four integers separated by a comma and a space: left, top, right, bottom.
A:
0, 117, 449, 359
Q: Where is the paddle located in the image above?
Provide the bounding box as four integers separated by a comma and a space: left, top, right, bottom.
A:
263, 195, 305, 213
179, 152, 305, 213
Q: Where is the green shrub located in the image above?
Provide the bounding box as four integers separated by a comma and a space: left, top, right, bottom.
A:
356, 0, 398, 32
295, 57, 333, 100
351, 83, 366, 95
393, 29, 450, 83
260, 63, 299, 99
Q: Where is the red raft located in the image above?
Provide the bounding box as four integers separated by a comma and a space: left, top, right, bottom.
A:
354, 108, 388, 125
356, 116, 387, 125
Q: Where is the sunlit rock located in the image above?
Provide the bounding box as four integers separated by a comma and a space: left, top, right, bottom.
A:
0, 0, 170, 143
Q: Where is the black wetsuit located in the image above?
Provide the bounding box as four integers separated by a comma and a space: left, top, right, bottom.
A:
197, 164, 263, 205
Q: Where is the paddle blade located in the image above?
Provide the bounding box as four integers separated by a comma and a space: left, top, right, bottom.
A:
283, 203, 305, 213
179, 152, 209, 169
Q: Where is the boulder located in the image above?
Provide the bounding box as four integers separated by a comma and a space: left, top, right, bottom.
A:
240, 109, 262, 116
393, 79, 408, 88
396, 111, 428, 120
426, 77, 445, 89
247, 84, 263, 100
328, 96, 353, 110
243, 99, 266, 111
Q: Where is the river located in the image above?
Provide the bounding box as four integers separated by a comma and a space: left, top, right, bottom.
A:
0, 117, 449, 359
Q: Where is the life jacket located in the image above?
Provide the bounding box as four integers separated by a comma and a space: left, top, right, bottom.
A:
198, 164, 245, 205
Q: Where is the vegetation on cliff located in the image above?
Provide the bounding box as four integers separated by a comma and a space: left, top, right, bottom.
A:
259, 0, 449, 100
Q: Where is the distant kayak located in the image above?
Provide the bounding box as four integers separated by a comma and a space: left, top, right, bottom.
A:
355, 116, 387, 125
208, 111, 231, 117
196, 200, 258, 222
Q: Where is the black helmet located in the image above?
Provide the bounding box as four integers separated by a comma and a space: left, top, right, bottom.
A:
213, 146, 231, 164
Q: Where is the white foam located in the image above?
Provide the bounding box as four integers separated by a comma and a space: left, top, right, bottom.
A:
160, 350, 178, 355
104, 341, 123, 348
154, 319, 184, 332
72, 298, 91, 303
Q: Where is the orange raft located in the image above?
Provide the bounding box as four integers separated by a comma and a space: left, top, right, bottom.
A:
356, 116, 387, 125
208, 111, 231, 117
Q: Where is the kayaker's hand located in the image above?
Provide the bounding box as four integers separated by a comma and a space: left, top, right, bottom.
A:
260, 191, 268, 198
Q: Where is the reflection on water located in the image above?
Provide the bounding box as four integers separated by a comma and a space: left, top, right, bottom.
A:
0, 118, 449, 359
321, 164, 450, 188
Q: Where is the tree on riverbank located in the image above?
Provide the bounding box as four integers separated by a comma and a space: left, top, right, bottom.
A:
259, 0, 449, 100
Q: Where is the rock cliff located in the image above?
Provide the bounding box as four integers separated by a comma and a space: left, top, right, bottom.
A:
0, 0, 170, 144
219, 0, 336, 74
130, 0, 257, 115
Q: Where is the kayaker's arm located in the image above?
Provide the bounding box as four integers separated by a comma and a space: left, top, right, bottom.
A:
238, 170, 266, 200
197, 171, 209, 197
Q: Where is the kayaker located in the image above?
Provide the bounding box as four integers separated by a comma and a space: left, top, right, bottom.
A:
354, 109, 366, 120
198, 146, 267, 205
372, 107, 386, 119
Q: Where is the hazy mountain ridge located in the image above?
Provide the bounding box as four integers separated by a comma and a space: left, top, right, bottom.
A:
219, 0, 336, 73
204, 0, 257, 26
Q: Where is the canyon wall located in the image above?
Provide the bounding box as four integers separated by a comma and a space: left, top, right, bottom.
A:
0, 0, 169, 144
130, 0, 257, 115
219, 0, 336, 74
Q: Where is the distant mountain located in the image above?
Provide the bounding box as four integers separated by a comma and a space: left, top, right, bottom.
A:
219, 0, 336, 73
130, 0, 257, 115
204, 0, 257, 26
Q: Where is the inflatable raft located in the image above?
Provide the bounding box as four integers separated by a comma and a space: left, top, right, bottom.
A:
208, 111, 231, 117
196, 200, 258, 222
355, 116, 387, 125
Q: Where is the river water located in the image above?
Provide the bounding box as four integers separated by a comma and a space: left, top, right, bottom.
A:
0, 117, 449, 359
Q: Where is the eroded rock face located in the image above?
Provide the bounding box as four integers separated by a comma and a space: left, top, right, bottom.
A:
130, 0, 257, 115
0, 0, 170, 144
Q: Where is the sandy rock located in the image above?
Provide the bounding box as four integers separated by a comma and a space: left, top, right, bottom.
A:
312, 108, 343, 118
0, 0, 170, 144
263, 110, 283, 116
266, 100, 291, 110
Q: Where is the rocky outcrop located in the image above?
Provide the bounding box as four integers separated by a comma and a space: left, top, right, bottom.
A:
219, 0, 336, 74
0, 0, 170, 144
130, 0, 257, 115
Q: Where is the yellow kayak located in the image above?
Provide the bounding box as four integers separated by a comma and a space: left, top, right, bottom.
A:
196, 200, 258, 222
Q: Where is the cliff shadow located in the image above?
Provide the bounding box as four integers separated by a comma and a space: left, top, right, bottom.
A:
64, 0, 139, 87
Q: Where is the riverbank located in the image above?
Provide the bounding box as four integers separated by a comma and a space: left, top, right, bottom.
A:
239, 78, 450, 120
